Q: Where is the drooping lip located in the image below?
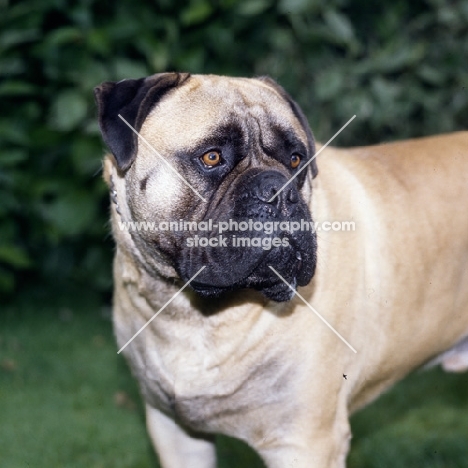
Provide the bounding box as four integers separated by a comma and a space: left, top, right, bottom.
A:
188, 281, 233, 297
183, 241, 311, 299
180, 244, 270, 289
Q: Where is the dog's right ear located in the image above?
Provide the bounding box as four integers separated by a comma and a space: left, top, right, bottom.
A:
94, 72, 190, 172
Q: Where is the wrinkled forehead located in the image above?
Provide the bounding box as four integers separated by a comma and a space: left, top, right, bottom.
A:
139, 75, 308, 151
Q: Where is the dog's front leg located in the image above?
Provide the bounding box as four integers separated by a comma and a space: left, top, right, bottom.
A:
258, 432, 350, 468
256, 405, 351, 468
258, 436, 349, 468
145, 404, 216, 468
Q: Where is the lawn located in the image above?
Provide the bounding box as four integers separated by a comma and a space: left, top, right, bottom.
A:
1, 299, 468, 468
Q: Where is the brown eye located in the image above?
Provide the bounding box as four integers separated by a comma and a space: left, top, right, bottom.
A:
201, 150, 222, 167
290, 154, 301, 168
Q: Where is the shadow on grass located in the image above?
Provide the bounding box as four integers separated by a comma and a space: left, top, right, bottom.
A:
1, 300, 467, 467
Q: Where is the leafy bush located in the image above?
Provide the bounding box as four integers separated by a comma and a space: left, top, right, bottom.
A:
1, 0, 467, 300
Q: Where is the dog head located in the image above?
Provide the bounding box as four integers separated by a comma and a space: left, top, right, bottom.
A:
95, 73, 318, 302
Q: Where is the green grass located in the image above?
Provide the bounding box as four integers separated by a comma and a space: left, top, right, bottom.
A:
1, 300, 468, 468
349, 368, 468, 468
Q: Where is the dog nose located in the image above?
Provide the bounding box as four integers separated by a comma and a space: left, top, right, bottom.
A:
253, 172, 299, 205
287, 188, 299, 203
254, 179, 278, 202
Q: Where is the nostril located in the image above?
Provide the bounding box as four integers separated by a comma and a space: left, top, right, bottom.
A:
251, 171, 290, 204
287, 189, 299, 204
254, 183, 279, 203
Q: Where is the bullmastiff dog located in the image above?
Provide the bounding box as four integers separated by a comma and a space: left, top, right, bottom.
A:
95, 72, 468, 467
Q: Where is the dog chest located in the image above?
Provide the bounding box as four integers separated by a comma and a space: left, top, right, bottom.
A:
122, 320, 299, 436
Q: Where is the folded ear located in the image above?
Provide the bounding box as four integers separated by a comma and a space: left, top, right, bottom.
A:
257, 76, 318, 179
94, 72, 191, 171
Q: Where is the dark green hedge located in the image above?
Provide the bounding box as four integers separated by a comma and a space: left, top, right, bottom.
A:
1, 0, 467, 300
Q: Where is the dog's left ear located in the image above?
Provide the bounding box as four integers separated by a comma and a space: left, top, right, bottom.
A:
257, 76, 318, 178
94, 72, 191, 172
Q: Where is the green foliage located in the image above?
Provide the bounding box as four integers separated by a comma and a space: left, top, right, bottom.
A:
1, 0, 467, 298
